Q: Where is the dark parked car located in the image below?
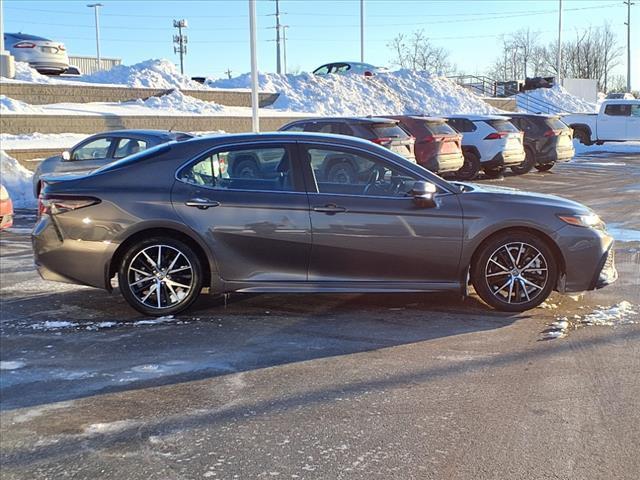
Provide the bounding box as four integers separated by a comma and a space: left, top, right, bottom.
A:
379, 115, 464, 175
34, 132, 617, 316
502, 114, 575, 173
33, 129, 193, 196
279, 117, 416, 185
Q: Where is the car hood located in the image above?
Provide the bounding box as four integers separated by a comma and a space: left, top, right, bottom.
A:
453, 181, 592, 214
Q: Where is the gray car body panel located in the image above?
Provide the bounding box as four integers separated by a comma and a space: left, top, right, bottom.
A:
32, 132, 614, 297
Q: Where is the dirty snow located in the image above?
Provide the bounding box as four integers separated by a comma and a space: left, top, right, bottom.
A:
517, 85, 597, 114
0, 360, 26, 370
0, 151, 36, 209
208, 70, 499, 116
31, 321, 76, 330
0, 95, 44, 114
579, 301, 638, 326
133, 315, 177, 326
133, 90, 224, 114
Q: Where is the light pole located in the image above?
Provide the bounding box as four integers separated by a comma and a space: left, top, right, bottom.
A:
282, 25, 289, 75
87, 3, 103, 72
360, 0, 364, 62
249, 0, 259, 132
624, 0, 634, 92
556, 0, 562, 86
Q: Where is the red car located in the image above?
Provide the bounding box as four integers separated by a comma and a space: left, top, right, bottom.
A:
0, 184, 14, 230
379, 116, 465, 175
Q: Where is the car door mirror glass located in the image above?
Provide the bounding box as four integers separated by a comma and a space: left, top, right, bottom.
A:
411, 181, 437, 208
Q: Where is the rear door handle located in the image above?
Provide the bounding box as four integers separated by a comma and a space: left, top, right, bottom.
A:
312, 204, 346, 214
185, 198, 220, 209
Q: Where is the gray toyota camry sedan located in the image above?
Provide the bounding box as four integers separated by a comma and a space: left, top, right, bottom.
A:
33, 132, 617, 316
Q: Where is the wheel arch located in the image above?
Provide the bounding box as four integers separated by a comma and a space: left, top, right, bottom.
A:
569, 123, 593, 145
461, 145, 481, 159
108, 226, 214, 291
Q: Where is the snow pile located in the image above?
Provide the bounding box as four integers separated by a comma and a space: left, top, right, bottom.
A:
10, 61, 53, 83
0, 360, 26, 370
133, 90, 224, 114
573, 140, 640, 155
76, 59, 205, 89
517, 85, 597, 114
0, 132, 87, 150
0, 151, 36, 209
580, 301, 638, 326
0, 95, 44, 114
208, 70, 499, 116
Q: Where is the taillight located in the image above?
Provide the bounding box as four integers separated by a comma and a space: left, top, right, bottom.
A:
484, 132, 509, 140
39, 195, 100, 216
14, 42, 36, 48
371, 137, 392, 145
422, 135, 435, 143
544, 129, 559, 137
58, 45, 66, 51
364, 71, 373, 77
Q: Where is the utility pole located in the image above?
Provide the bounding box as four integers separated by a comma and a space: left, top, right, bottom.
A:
274, 0, 282, 74
624, 0, 634, 92
173, 19, 188, 75
556, 0, 562, 86
282, 25, 289, 75
249, 0, 259, 132
360, 0, 365, 62
87, 3, 103, 71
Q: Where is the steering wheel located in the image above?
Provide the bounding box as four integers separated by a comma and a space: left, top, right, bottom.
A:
363, 168, 381, 195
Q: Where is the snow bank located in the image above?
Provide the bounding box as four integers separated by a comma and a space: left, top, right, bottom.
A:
76, 59, 205, 90
0, 151, 36, 209
11, 61, 53, 83
0, 95, 44, 114
573, 140, 640, 155
517, 85, 597, 114
133, 90, 224, 114
0, 132, 87, 150
208, 70, 499, 116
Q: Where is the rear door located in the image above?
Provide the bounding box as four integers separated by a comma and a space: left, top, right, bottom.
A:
300, 142, 463, 284
172, 141, 311, 282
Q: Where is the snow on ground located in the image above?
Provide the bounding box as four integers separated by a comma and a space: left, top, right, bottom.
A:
517, 85, 597, 114
0, 95, 44, 114
208, 70, 499, 116
0, 151, 36, 209
579, 301, 638, 326
134, 90, 224, 114
12, 61, 53, 84
573, 140, 640, 155
0, 132, 87, 150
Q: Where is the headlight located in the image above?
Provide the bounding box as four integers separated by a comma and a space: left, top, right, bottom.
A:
557, 213, 602, 228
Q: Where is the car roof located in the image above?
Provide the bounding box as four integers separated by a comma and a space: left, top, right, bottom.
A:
181, 131, 389, 148
445, 114, 507, 121
286, 116, 399, 125
498, 113, 559, 119
389, 115, 448, 122
90, 129, 192, 139
6, 32, 51, 41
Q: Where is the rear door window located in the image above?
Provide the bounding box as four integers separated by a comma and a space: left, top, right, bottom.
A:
113, 138, 149, 159
604, 104, 631, 116
629, 105, 640, 117
485, 120, 520, 132
313, 65, 330, 75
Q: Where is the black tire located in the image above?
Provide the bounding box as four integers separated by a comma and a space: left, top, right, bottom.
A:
511, 148, 535, 175
471, 231, 558, 312
118, 237, 203, 316
326, 161, 356, 184
456, 152, 481, 180
483, 166, 505, 178
574, 128, 592, 146
534, 162, 555, 172
234, 159, 260, 178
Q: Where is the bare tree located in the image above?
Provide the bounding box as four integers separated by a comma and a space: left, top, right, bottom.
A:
387, 30, 455, 75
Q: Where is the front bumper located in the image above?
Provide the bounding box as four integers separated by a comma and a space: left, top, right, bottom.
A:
483, 150, 526, 169
555, 225, 617, 292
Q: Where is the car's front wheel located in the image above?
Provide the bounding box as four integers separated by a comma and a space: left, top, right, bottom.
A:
471, 231, 558, 312
118, 237, 203, 316
534, 162, 555, 172
483, 166, 504, 178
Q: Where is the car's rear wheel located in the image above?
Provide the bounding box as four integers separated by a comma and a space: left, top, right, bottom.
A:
535, 162, 555, 172
118, 237, 203, 316
471, 231, 558, 312
511, 148, 535, 175
456, 152, 481, 180
483, 166, 504, 178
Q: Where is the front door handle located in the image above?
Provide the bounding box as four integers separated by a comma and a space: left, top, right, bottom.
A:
313, 204, 346, 214
185, 198, 220, 210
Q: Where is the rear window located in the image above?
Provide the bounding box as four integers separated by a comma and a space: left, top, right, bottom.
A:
544, 117, 569, 130
369, 123, 409, 139
485, 120, 520, 133
424, 121, 457, 135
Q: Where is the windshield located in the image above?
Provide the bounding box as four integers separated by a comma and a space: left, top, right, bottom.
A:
485, 119, 520, 133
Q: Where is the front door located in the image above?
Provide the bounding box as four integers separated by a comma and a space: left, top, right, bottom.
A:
300, 143, 464, 284
599, 103, 630, 140
171, 142, 311, 282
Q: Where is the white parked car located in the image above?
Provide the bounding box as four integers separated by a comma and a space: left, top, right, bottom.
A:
563, 99, 640, 145
313, 61, 388, 77
3, 32, 69, 74
444, 115, 526, 179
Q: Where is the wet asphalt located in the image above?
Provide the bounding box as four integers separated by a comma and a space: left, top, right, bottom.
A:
1, 150, 639, 479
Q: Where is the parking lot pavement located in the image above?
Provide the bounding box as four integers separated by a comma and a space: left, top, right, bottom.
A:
1, 151, 639, 479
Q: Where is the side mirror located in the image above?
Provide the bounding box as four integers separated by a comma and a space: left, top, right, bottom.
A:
62, 151, 71, 161
411, 181, 438, 208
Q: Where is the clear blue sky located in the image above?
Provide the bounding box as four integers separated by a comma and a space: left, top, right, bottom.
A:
3, 0, 638, 88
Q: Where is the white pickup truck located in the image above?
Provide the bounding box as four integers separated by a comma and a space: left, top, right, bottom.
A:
563, 99, 640, 145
